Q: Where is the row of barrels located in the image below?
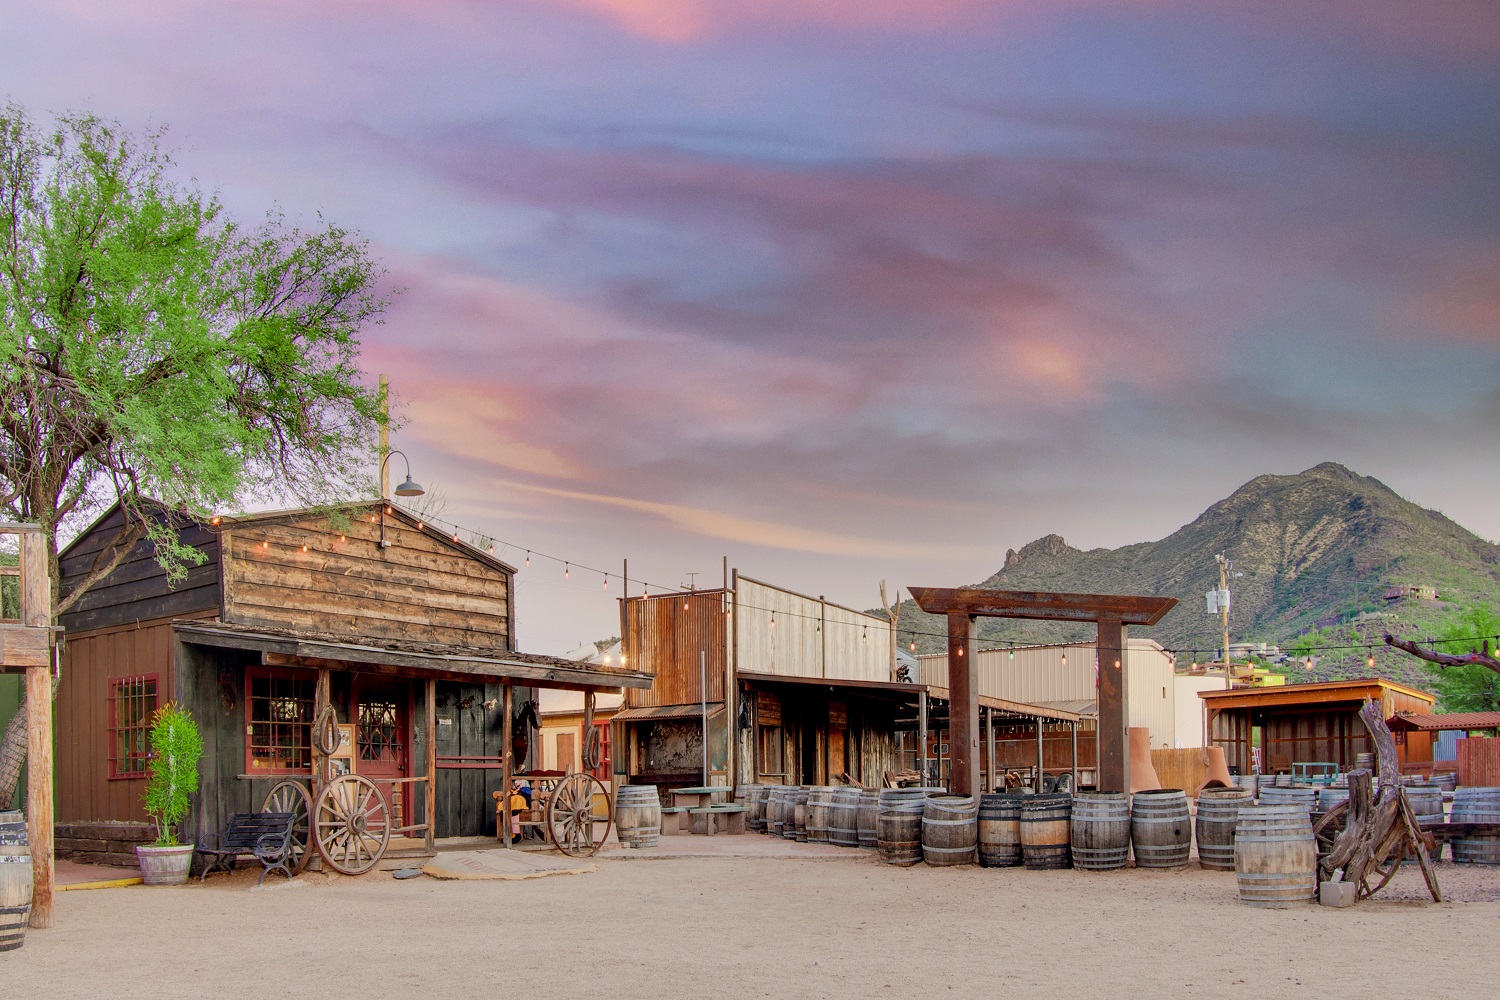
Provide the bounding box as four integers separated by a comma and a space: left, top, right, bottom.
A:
1, 811, 32, 952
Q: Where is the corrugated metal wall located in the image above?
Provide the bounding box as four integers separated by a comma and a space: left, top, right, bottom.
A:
915, 639, 1179, 745
624, 590, 728, 708
734, 577, 888, 682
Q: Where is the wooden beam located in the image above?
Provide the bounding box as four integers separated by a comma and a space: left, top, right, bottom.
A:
909, 587, 1177, 626
500, 684, 513, 848
26, 664, 53, 929
947, 612, 980, 797
19, 528, 49, 628
1097, 616, 1128, 794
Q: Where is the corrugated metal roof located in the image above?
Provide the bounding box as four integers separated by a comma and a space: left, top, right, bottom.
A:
1388, 711, 1500, 732
613, 703, 725, 722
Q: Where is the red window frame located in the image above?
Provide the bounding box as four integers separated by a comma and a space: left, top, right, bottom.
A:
107, 674, 158, 780
244, 667, 317, 775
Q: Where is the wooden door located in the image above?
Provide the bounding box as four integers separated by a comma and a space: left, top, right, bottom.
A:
556, 731, 576, 773
354, 679, 410, 828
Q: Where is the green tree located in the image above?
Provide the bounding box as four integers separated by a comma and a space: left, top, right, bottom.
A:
1427, 604, 1500, 712
141, 703, 203, 846
0, 104, 389, 800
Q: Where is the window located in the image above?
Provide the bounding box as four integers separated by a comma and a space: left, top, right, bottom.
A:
108, 675, 158, 779
246, 670, 316, 773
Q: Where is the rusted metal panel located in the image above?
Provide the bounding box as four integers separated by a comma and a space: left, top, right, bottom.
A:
623, 591, 728, 708
734, 577, 887, 683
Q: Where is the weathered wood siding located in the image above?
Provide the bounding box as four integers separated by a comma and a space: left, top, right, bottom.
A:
221, 509, 512, 653
55, 617, 212, 823
735, 577, 888, 683
58, 506, 221, 634
623, 591, 727, 708
176, 640, 268, 844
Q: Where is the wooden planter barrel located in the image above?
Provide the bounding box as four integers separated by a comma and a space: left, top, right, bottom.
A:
1070, 792, 1130, 871
744, 784, 768, 832
1195, 787, 1253, 871
1234, 803, 1317, 907
788, 787, 811, 842
0, 811, 31, 953
1131, 789, 1191, 869
806, 787, 835, 844
615, 785, 662, 848
1020, 793, 1072, 870
857, 789, 881, 849
922, 795, 979, 866
978, 794, 1024, 868
1452, 787, 1500, 865
1258, 786, 1316, 814
829, 788, 861, 847
876, 789, 928, 866
765, 787, 784, 836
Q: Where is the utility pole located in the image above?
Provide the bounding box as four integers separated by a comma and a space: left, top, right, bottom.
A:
1217, 554, 1232, 690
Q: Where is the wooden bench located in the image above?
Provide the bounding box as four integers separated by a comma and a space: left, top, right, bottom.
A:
689, 804, 747, 836
197, 812, 298, 885
660, 806, 691, 835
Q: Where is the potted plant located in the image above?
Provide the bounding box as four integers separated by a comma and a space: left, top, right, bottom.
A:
136, 703, 203, 886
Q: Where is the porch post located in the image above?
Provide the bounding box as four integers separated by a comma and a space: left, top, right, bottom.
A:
424, 678, 436, 852
1096, 616, 1129, 793
947, 611, 980, 797
1070, 721, 1078, 790
918, 689, 929, 787
1034, 716, 1043, 793
501, 683, 513, 848
985, 707, 996, 795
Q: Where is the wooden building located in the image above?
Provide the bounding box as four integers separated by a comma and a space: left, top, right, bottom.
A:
1200, 678, 1435, 775
52, 500, 649, 851
617, 574, 912, 791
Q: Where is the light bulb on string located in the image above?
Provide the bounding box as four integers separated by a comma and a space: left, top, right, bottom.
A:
602, 574, 608, 590
1367, 650, 1376, 669
1009, 648, 1015, 661
525, 551, 530, 567
488, 545, 494, 555
909, 640, 917, 652
1061, 653, 1067, 667
301, 544, 308, 553
564, 562, 569, 580
417, 521, 423, 531
770, 613, 776, 629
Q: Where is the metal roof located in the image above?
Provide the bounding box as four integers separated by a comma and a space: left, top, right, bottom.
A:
1387, 711, 1500, 732
613, 703, 725, 722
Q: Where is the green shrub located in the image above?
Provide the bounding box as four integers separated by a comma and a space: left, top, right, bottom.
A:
141, 703, 203, 846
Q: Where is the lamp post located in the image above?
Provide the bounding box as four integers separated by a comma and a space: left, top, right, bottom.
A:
379, 449, 425, 548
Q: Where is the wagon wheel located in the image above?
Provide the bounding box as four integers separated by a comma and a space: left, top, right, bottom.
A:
312, 774, 391, 875
261, 779, 313, 875
545, 772, 611, 857
1312, 801, 1348, 860
1360, 845, 1406, 899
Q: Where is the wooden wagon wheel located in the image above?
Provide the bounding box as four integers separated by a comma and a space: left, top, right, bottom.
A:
545, 772, 612, 857
1312, 801, 1348, 860
1361, 845, 1406, 898
261, 779, 314, 875
313, 774, 391, 875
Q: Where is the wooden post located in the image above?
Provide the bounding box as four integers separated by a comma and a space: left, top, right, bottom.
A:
985, 707, 995, 794
1070, 720, 1079, 790
947, 611, 980, 797
1097, 616, 1129, 794
21, 527, 53, 930
424, 678, 436, 852
500, 684, 513, 848
1034, 717, 1044, 793
315, 668, 331, 789
918, 689, 929, 786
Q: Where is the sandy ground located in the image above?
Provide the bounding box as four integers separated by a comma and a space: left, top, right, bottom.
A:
7, 851, 1497, 1000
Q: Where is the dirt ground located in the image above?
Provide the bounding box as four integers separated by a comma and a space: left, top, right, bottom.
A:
7, 853, 1497, 999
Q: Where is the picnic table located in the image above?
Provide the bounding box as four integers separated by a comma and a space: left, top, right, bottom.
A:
669, 786, 731, 811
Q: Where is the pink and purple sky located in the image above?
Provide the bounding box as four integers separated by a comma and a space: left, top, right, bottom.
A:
6, 1, 1498, 651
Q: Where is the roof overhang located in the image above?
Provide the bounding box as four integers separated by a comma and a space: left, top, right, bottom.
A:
173, 621, 651, 691
909, 587, 1177, 626
1198, 678, 1435, 711
923, 685, 1084, 723
1387, 711, 1500, 733
736, 671, 925, 700
614, 703, 725, 722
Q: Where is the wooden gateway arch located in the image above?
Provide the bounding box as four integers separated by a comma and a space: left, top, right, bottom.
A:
908, 588, 1178, 796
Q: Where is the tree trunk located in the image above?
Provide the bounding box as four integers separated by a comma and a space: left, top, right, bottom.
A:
0, 694, 26, 807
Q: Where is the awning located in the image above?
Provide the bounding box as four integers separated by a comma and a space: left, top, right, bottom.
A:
1388, 711, 1500, 733
924, 685, 1084, 724
736, 671, 926, 698
173, 620, 653, 691
613, 703, 725, 722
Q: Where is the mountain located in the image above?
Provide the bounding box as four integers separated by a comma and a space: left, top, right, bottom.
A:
895, 463, 1500, 688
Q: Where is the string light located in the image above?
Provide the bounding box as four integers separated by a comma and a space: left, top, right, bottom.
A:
770, 613, 776, 629
261, 540, 268, 550
1061, 653, 1067, 666
452, 532, 460, 543
1367, 650, 1376, 669
301, 544, 308, 552
910, 640, 917, 652
602, 573, 608, 590
525, 551, 530, 567
416, 521, 423, 530
210, 516, 221, 526
564, 562, 569, 579
339, 534, 345, 542
488, 545, 494, 554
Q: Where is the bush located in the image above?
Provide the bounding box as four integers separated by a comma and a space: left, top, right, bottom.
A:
142, 703, 203, 846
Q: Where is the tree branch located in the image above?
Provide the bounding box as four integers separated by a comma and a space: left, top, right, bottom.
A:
54, 519, 145, 616
1384, 633, 1500, 677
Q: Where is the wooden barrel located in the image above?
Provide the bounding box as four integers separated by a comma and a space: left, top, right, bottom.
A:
1070, 792, 1130, 871
614, 785, 662, 848
857, 789, 881, 848
1233, 774, 1259, 798
765, 787, 784, 836
922, 795, 979, 866
1355, 752, 1375, 772
876, 789, 927, 866
1234, 803, 1317, 907
744, 784, 768, 832
1406, 786, 1443, 827
1452, 787, 1500, 865
0, 811, 33, 953
806, 787, 835, 844
1317, 787, 1349, 812
1257, 786, 1316, 815
978, 794, 1024, 868
1130, 789, 1191, 869
1195, 787, 1253, 870
829, 788, 861, 847
1431, 772, 1457, 792
788, 787, 811, 842
1020, 793, 1072, 870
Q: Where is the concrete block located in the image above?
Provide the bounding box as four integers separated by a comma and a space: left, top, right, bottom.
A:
1319, 881, 1357, 908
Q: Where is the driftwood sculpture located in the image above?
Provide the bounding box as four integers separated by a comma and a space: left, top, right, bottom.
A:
1316, 700, 1442, 902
